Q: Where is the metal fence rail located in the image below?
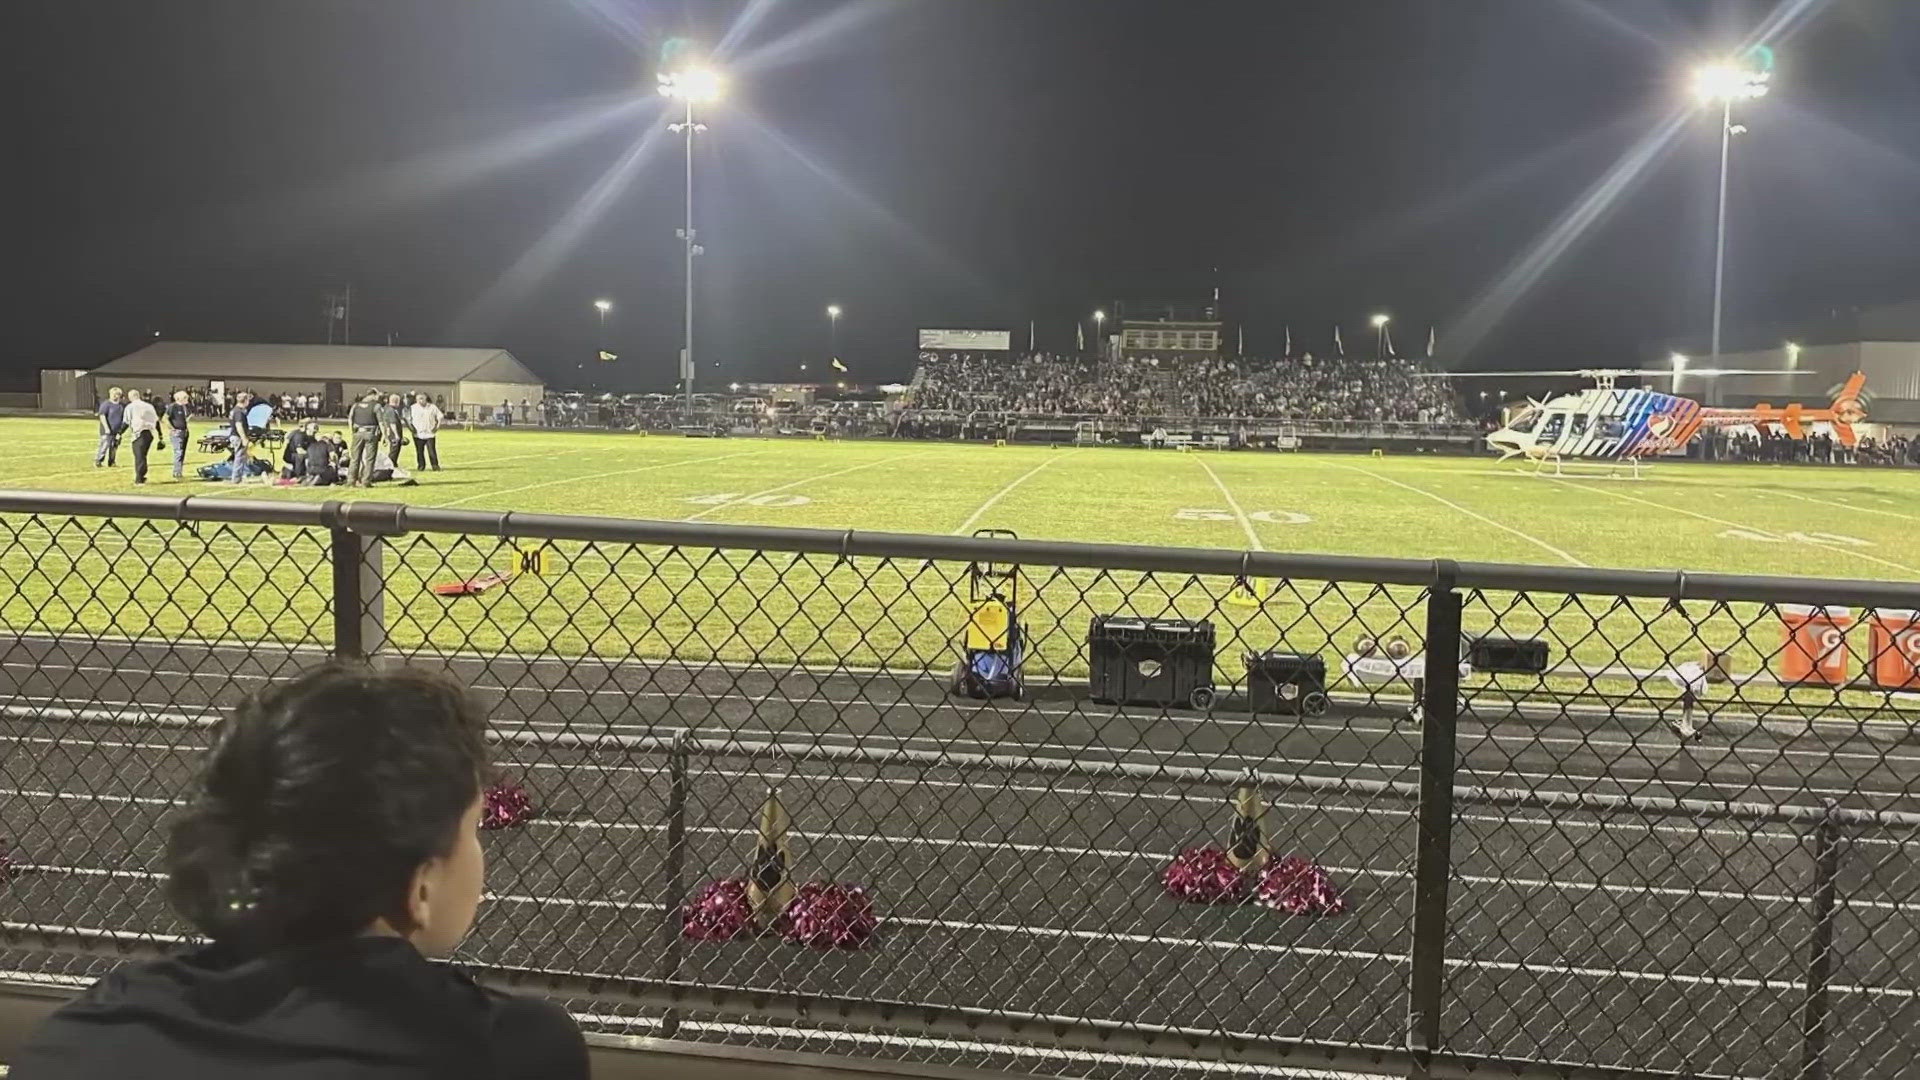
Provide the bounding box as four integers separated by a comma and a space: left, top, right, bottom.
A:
2, 491, 1919, 1079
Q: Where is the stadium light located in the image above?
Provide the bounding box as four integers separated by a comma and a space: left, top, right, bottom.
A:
660, 60, 725, 410
1785, 341, 1802, 368
1691, 56, 1769, 403
593, 298, 612, 313
729, 382, 741, 392
1370, 313, 1391, 359
657, 66, 726, 104
1369, 313, 1390, 328
826, 304, 842, 319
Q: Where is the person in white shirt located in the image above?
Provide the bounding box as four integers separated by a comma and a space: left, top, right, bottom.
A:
409, 393, 444, 471
121, 389, 161, 485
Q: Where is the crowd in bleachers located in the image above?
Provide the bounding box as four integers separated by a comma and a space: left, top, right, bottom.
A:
907, 351, 1466, 423
1712, 429, 1918, 467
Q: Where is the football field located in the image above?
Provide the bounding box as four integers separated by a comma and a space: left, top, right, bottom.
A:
6, 416, 1917, 578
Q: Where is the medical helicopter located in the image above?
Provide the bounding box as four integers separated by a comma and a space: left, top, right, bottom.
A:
1439, 367, 1868, 477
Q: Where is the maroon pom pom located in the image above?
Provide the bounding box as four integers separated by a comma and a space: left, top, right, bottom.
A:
779, 882, 879, 949
681, 879, 755, 941
1256, 855, 1347, 916
1161, 846, 1248, 904
481, 782, 537, 831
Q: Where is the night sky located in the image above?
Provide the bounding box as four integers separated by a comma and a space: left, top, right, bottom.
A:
8, 0, 1920, 392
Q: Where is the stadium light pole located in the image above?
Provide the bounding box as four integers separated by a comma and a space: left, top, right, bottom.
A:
827, 304, 842, 369
660, 63, 725, 411
1691, 59, 1769, 405
1093, 309, 1106, 356
590, 299, 612, 391
1370, 313, 1390, 360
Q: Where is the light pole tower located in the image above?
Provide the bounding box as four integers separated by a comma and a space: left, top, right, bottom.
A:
827, 304, 842, 369
1691, 58, 1770, 403
1370, 313, 1391, 360
659, 63, 725, 411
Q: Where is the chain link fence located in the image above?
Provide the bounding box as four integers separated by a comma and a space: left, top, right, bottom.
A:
3, 493, 1919, 1078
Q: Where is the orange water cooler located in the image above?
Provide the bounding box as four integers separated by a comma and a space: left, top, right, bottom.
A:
1868, 609, 1920, 690
1778, 605, 1853, 686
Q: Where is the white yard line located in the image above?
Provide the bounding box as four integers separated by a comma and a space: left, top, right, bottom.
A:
436, 448, 765, 509
1558, 479, 1920, 578
1774, 488, 1920, 524
682, 450, 934, 522
1339, 464, 1586, 566
953, 450, 1078, 535
1195, 455, 1263, 551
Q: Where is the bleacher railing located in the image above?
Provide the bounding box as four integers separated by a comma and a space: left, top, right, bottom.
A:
3, 491, 1919, 1080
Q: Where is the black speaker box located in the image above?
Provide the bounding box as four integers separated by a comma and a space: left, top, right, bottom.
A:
1088, 616, 1215, 707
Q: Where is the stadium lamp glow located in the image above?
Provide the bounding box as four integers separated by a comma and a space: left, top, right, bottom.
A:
1369, 313, 1390, 328
593, 299, 612, 313
1691, 62, 1769, 104
658, 66, 726, 104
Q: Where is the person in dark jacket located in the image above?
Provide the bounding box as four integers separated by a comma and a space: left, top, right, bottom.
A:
10, 664, 588, 1080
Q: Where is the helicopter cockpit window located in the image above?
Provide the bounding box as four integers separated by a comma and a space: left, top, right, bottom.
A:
1596, 416, 1628, 439
1507, 408, 1540, 434
1569, 414, 1591, 439
1538, 413, 1566, 441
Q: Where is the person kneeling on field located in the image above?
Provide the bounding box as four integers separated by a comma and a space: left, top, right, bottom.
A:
281, 421, 320, 481
303, 432, 343, 486
9, 664, 589, 1080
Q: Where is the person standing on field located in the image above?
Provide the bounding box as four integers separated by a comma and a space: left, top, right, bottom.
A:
347, 390, 382, 487
122, 390, 161, 485
227, 392, 254, 484
410, 392, 443, 471
166, 390, 191, 480
94, 387, 127, 468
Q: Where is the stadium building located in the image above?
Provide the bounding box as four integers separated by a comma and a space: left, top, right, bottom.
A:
50, 341, 544, 415
1702, 299, 1920, 433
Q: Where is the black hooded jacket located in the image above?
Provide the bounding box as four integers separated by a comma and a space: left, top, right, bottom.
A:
10, 935, 586, 1080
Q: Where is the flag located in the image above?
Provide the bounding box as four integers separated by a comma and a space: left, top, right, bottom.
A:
1028, 320, 1035, 352
597, 350, 617, 362
1333, 324, 1344, 357
1076, 322, 1085, 352
1426, 326, 1437, 358
1283, 325, 1292, 358
830, 357, 847, 373
1383, 325, 1395, 358
1237, 324, 1245, 355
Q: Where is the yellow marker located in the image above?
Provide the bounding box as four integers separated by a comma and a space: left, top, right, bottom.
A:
515, 546, 550, 577
746, 789, 794, 926
1371, 448, 1385, 458
1227, 577, 1271, 609
993, 438, 1007, 447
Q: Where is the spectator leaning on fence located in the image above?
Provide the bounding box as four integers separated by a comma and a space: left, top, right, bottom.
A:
9, 664, 589, 1080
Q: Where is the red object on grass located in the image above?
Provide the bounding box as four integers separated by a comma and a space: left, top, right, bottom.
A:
779, 882, 879, 949
681, 879, 755, 941
481, 782, 537, 831
1160, 846, 1247, 903
431, 570, 514, 598
1256, 855, 1347, 916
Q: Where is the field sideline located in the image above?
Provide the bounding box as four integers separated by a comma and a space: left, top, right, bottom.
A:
5, 417, 1917, 579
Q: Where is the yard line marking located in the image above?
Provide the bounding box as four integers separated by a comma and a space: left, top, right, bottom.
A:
1774, 488, 1920, 524
16, 659, 1920, 769
1195, 455, 1262, 551
0, 466, 111, 488
435, 448, 765, 508
1339, 464, 1586, 566
953, 450, 1079, 535
10, 703, 1907, 805
1557, 479, 1920, 578
682, 450, 936, 522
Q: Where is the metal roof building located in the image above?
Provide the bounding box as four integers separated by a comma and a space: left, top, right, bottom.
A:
70, 342, 545, 414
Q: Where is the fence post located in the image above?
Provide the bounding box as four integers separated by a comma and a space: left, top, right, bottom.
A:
1798, 799, 1842, 1080
1406, 561, 1462, 1074
657, 730, 690, 1039
330, 527, 364, 660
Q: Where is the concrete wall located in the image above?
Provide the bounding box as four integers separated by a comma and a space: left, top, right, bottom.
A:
455, 380, 544, 410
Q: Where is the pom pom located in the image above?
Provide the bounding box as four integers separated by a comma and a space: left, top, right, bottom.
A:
1161, 845, 1247, 904
1256, 855, 1347, 916
681, 878, 756, 941
779, 882, 879, 949
481, 781, 537, 831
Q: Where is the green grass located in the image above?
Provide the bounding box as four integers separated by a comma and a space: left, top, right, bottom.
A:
5, 417, 1918, 692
